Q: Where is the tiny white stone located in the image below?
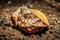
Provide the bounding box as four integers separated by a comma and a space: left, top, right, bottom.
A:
8, 1, 11, 4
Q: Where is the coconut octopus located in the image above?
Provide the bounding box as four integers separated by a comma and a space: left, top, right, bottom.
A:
11, 6, 50, 33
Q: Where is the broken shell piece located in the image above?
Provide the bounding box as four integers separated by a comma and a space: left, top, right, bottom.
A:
31, 9, 50, 26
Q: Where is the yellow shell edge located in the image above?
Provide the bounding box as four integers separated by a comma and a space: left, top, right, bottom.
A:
30, 9, 50, 26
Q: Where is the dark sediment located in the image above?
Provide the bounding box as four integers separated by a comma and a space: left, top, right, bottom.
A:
0, 0, 60, 40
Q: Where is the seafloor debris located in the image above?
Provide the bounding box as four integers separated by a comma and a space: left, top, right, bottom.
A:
0, 0, 60, 40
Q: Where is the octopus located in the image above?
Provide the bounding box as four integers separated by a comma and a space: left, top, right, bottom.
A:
11, 6, 50, 33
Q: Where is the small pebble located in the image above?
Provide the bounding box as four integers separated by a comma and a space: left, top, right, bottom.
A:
8, 1, 11, 4
4, 22, 10, 26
